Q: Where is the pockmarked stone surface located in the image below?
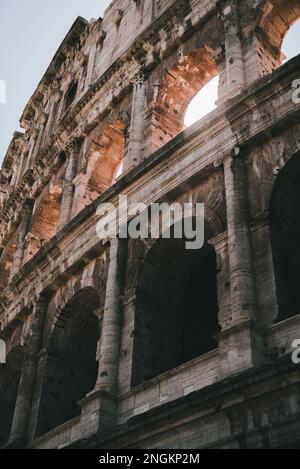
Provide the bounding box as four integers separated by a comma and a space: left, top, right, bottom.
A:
0, 0, 300, 450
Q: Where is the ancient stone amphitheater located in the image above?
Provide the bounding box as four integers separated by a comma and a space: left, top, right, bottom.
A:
0, 0, 300, 449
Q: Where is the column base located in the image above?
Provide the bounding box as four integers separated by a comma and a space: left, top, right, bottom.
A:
2, 438, 26, 449
218, 320, 266, 379
79, 389, 118, 439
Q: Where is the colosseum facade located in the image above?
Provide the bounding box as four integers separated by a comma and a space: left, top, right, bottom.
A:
0, 0, 300, 449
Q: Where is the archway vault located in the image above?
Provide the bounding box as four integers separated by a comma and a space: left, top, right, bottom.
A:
36, 287, 101, 437
151, 47, 219, 152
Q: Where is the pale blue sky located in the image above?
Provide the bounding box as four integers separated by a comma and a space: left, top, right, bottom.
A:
0, 1, 299, 163
0, 0, 111, 161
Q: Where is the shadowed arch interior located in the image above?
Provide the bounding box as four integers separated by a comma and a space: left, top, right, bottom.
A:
0, 346, 24, 446
270, 152, 300, 321
132, 226, 219, 387
36, 287, 100, 437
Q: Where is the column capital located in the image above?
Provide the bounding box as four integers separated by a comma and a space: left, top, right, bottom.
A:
73, 173, 89, 187
214, 146, 242, 168
131, 68, 148, 86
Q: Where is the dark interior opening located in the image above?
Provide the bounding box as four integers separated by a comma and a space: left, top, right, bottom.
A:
65, 81, 78, 110
132, 235, 220, 388
37, 287, 100, 436
270, 152, 300, 321
0, 347, 23, 446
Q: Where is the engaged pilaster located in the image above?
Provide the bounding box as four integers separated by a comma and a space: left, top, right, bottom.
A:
218, 149, 265, 376
58, 141, 79, 230
9, 200, 33, 281
221, 0, 246, 97
7, 294, 50, 447
96, 237, 127, 393
123, 70, 147, 173
80, 238, 127, 436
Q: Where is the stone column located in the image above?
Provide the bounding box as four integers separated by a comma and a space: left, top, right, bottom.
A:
71, 173, 89, 218
9, 200, 33, 281
80, 238, 127, 436
123, 71, 147, 173
58, 142, 78, 230
223, 149, 257, 324
84, 43, 97, 93
218, 149, 265, 376
95, 237, 127, 394
221, 0, 245, 96
7, 294, 49, 447
44, 86, 62, 139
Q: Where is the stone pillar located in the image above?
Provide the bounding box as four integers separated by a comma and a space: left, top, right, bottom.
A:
80, 238, 127, 436
123, 71, 147, 173
71, 173, 89, 218
218, 149, 265, 376
95, 237, 127, 394
84, 43, 97, 93
58, 142, 78, 230
9, 200, 33, 281
118, 288, 137, 394
223, 150, 257, 324
221, 0, 245, 96
7, 294, 49, 447
44, 86, 62, 139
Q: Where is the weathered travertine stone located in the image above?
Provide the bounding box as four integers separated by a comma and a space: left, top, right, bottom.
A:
9, 200, 33, 280
0, 0, 300, 450
7, 295, 49, 447
96, 238, 127, 394
223, 151, 257, 324
124, 72, 147, 172
58, 143, 78, 230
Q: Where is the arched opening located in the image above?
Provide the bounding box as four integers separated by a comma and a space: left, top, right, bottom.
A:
256, 0, 300, 75
152, 47, 219, 152
132, 230, 220, 387
65, 81, 78, 111
24, 183, 62, 263
85, 120, 126, 203
0, 346, 23, 446
270, 152, 300, 322
0, 234, 17, 289
282, 19, 300, 61
184, 76, 219, 128
37, 287, 100, 436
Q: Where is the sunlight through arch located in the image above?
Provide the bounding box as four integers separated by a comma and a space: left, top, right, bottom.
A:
282, 19, 300, 61
184, 76, 219, 128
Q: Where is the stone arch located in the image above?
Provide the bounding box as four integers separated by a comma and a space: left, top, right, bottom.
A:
75, 119, 127, 210
270, 150, 300, 322
148, 46, 219, 152
0, 345, 24, 446
36, 286, 101, 437
24, 182, 62, 263
131, 218, 220, 387
256, 0, 300, 74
